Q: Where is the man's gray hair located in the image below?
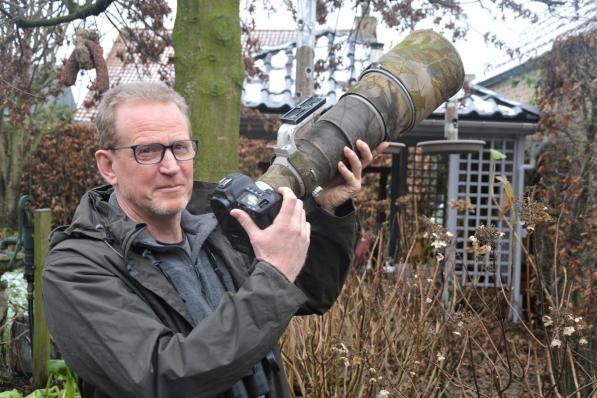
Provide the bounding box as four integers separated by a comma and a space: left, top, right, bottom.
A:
95, 81, 191, 149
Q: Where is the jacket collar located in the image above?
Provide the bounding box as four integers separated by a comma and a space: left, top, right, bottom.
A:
50, 182, 219, 254
48, 182, 250, 323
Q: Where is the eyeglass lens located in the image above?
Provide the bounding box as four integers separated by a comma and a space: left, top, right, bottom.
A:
134, 140, 197, 164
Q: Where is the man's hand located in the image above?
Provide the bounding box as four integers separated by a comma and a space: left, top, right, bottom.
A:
315, 139, 390, 213
230, 187, 310, 282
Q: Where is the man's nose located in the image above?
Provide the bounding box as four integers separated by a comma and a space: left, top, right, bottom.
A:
158, 148, 181, 173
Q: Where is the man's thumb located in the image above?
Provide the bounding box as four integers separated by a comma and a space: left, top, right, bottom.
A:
230, 209, 260, 237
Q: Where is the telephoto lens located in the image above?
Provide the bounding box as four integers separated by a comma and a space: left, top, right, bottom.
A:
212, 29, 464, 253
258, 29, 465, 198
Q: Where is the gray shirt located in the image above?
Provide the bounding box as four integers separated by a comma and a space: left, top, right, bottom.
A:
108, 193, 235, 326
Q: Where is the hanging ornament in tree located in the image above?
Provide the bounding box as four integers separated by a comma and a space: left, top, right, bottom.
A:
60, 29, 109, 93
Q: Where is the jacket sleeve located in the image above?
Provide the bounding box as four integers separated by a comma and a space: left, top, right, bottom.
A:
294, 199, 357, 315
42, 241, 307, 398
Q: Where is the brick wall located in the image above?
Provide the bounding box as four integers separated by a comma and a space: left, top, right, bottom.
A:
485, 69, 542, 106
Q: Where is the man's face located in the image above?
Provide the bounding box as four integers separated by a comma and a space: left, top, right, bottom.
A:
107, 101, 194, 221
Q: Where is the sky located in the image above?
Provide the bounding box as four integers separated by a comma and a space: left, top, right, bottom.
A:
67, 0, 592, 107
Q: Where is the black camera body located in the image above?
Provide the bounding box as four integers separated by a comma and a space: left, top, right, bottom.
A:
211, 97, 326, 255
211, 173, 282, 255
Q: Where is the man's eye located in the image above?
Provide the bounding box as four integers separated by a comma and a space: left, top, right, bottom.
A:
137, 144, 161, 155
173, 142, 191, 152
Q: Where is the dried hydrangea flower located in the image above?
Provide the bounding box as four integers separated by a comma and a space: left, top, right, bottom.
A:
449, 198, 476, 214
563, 326, 575, 336
377, 390, 390, 398
550, 338, 562, 348
517, 195, 551, 231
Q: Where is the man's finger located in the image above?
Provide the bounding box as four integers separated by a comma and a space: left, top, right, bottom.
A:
337, 160, 357, 186
230, 208, 261, 237
372, 141, 390, 158
355, 139, 374, 168
275, 186, 301, 221
278, 186, 297, 198
344, 146, 363, 181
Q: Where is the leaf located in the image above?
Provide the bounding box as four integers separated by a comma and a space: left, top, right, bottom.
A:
47, 359, 68, 377
0, 390, 24, 398
489, 149, 506, 161
495, 176, 515, 214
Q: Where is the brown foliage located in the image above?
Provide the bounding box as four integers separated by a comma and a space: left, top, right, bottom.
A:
20, 124, 103, 226
533, 27, 596, 317
517, 27, 597, 394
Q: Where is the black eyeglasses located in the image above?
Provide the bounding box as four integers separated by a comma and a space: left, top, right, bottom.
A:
109, 139, 199, 165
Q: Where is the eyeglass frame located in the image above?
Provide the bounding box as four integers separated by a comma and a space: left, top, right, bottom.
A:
108, 139, 199, 165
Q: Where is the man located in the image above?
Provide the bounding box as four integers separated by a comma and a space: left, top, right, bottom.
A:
42, 81, 385, 397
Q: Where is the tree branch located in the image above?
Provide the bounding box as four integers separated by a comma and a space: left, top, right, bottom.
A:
62, 0, 78, 14
530, 0, 566, 6
428, 0, 459, 8
12, 0, 116, 28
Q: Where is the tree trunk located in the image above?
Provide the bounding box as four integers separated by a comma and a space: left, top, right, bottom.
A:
173, 0, 243, 182
0, 119, 26, 229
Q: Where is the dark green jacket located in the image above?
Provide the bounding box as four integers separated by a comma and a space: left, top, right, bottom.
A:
42, 183, 356, 398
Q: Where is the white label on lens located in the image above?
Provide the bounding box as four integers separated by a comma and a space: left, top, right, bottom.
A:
255, 181, 273, 192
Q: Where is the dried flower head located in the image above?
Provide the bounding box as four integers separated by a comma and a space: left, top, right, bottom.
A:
448, 311, 480, 337
579, 338, 588, 345
449, 198, 476, 214
431, 240, 447, 249
377, 390, 390, 398
332, 343, 349, 355
543, 315, 554, 327
517, 195, 551, 231
421, 216, 454, 253
468, 234, 492, 257
563, 326, 575, 336
550, 338, 562, 348
474, 224, 503, 249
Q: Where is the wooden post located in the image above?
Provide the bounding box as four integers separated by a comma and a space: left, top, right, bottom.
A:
33, 208, 51, 387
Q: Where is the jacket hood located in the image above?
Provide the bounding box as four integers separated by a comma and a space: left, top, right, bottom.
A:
49, 185, 137, 249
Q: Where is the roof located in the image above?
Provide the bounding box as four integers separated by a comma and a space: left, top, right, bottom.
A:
74, 29, 539, 127
242, 30, 370, 112
477, 0, 597, 86
432, 84, 540, 123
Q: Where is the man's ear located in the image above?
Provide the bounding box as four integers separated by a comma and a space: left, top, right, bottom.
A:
95, 149, 118, 186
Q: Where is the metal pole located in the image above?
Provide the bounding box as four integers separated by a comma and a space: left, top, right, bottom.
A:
295, 0, 315, 101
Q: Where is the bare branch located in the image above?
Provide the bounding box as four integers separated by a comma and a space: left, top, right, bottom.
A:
12, 0, 116, 29
428, 0, 460, 8
530, 0, 566, 6
62, 0, 78, 14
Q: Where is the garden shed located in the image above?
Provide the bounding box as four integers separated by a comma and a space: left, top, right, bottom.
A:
384, 84, 541, 321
